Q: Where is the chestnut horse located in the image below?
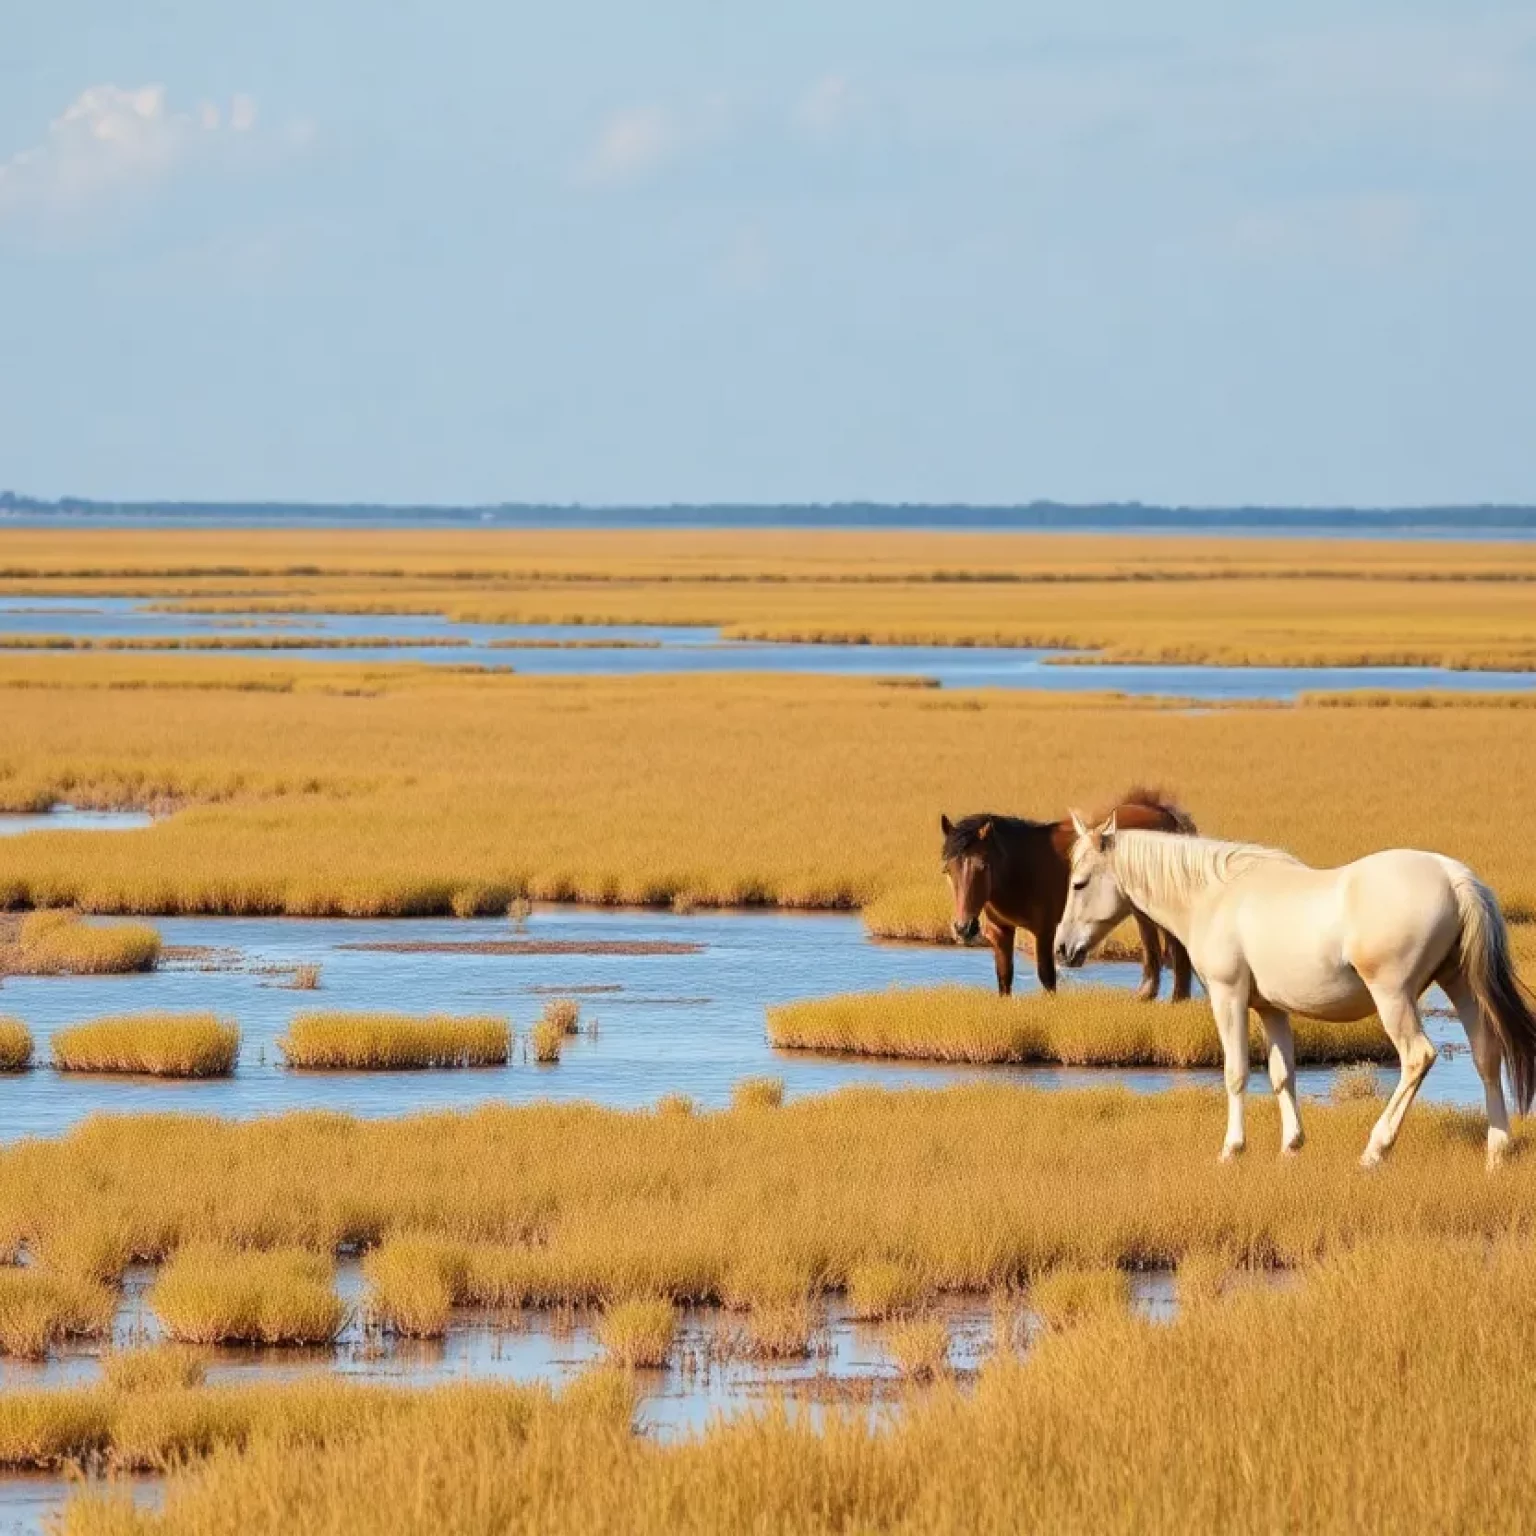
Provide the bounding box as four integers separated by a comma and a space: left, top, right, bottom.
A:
939, 789, 1195, 1000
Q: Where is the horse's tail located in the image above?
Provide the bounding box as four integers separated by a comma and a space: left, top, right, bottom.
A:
1448, 863, 1536, 1114
1120, 785, 1198, 837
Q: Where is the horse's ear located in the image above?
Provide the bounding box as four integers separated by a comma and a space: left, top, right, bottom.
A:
977, 820, 992, 842
940, 814, 954, 836
1070, 809, 1090, 840
1097, 811, 1118, 846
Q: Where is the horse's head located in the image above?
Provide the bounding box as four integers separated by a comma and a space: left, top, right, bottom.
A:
939, 813, 995, 945
1056, 810, 1130, 968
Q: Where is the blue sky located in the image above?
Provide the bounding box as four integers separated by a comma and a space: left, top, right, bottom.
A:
1, 1, 1532, 506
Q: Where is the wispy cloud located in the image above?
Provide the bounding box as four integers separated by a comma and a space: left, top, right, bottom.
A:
580, 106, 677, 183
0, 84, 277, 222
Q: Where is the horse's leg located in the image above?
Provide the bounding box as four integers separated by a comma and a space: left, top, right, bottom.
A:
1255, 1005, 1304, 1155
1132, 911, 1162, 1002
1207, 979, 1251, 1162
1441, 971, 1510, 1170
1030, 924, 1057, 994
1360, 986, 1437, 1168
1166, 931, 1194, 1003
984, 918, 1015, 997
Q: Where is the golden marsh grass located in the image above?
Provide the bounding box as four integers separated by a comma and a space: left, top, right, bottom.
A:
49, 1239, 1536, 1534
541, 998, 581, 1034
596, 1298, 677, 1368
0, 1373, 596, 1473
51, 1014, 239, 1077
9, 1088, 1536, 1321
731, 1076, 784, 1110
768, 984, 1395, 1067
530, 1017, 564, 1063
1, 911, 160, 975
278, 1012, 509, 1070
0, 1269, 114, 1358
101, 1344, 208, 1394
887, 1316, 951, 1379
1029, 1266, 1132, 1330
0, 661, 1535, 923
0, 1016, 33, 1070
149, 1245, 345, 1346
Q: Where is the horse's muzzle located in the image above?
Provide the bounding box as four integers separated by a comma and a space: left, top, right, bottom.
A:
953, 918, 982, 945
1056, 939, 1088, 969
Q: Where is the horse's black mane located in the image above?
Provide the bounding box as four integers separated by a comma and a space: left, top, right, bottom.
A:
942, 813, 1052, 861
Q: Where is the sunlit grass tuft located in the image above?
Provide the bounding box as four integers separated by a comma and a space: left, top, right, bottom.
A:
0, 1270, 114, 1358
279, 1012, 509, 1070
1331, 1063, 1384, 1103
769, 984, 1395, 1068
0, 1017, 33, 1071
887, 1316, 951, 1380
101, 1344, 208, 1394
3, 911, 160, 976
847, 1260, 928, 1321
656, 1093, 696, 1117
731, 1076, 784, 1111
149, 1245, 345, 1346
530, 1017, 564, 1063
1030, 1266, 1132, 1331
51, 1014, 238, 1077
596, 1298, 676, 1368
362, 1234, 468, 1338
541, 998, 581, 1035
286, 963, 322, 991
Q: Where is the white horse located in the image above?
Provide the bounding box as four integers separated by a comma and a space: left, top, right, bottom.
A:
1055, 816, 1536, 1169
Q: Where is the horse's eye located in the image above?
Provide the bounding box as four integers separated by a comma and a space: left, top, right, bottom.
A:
1071, 877, 1089, 892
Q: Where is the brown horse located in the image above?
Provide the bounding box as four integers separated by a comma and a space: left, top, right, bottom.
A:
939, 788, 1196, 1000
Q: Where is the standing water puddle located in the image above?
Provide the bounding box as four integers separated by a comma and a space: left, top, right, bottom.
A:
0, 907, 1483, 1141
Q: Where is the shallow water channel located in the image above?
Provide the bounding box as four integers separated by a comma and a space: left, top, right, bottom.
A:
0, 906, 1484, 1141
0, 596, 1531, 698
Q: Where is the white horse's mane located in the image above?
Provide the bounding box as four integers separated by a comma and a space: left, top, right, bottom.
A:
1110, 829, 1298, 910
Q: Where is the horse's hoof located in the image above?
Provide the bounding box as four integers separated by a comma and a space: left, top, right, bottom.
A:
1219, 1144, 1244, 1164
1486, 1135, 1510, 1173
1359, 1147, 1384, 1171
1135, 986, 1157, 1004
1280, 1140, 1304, 1159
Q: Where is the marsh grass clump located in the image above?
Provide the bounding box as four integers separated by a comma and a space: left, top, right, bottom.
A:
0, 1017, 33, 1071
0, 1269, 114, 1359
362, 1234, 471, 1338
887, 1316, 951, 1380
4, 911, 160, 976
656, 1093, 696, 1118
596, 1299, 676, 1369
847, 1260, 928, 1322
1030, 1266, 1132, 1331
541, 998, 581, 1036
506, 896, 533, 930
51, 1014, 239, 1077
1331, 1063, 1385, 1103
731, 1076, 784, 1111
101, 1344, 207, 1394
769, 985, 1396, 1069
286, 963, 322, 991
530, 1017, 564, 1063
742, 1299, 817, 1360
149, 1245, 345, 1346
279, 1013, 509, 1070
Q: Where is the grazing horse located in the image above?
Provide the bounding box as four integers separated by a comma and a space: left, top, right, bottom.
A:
1056, 816, 1536, 1169
939, 789, 1195, 1001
